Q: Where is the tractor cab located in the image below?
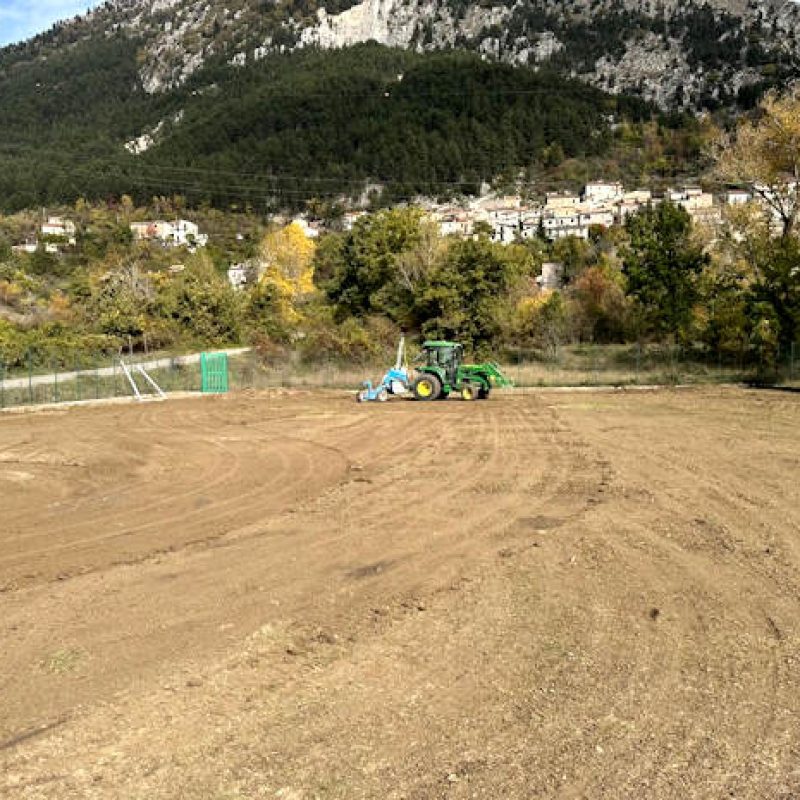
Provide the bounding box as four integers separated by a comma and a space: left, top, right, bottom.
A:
420, 341, 463, 385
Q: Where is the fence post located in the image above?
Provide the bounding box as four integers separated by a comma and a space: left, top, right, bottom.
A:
75, 355, 81, 402
54, 360, 59, 404
0, 358, 4, 409
95, 355, 100, 400
670, 342, 676, 384
27, 350, 34, 405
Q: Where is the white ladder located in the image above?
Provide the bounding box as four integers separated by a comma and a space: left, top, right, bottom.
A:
119, 359, 166, 401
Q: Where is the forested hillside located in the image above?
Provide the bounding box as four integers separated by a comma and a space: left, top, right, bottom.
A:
0, 38, 706, 213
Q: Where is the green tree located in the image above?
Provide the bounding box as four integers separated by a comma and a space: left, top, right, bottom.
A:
623, 202, 709, 339
159, 254, 242, 345
87, 260, 153, 340
750, 236, 800, 350
692, 259, 750, 359
322, 207, 426, 322
568, 261, 629, 342
551, 236, 593, 283
515, 291, 570, 358
415, 237, 531, 350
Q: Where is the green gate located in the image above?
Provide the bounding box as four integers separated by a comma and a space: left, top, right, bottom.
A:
200, 352, 229, 393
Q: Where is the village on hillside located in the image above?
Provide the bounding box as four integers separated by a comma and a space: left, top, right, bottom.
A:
327, 181, 761, 243
7, 181, 764, 295
398, 182, 753, 243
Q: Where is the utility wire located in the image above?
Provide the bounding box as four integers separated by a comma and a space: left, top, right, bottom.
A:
0, 141, 506, 195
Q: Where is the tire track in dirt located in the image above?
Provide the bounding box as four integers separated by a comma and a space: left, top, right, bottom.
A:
2, 389, 797, 799
0, 392, 603, 749
0, 442, 300, 580
285, 397, 599, 609
0, 403, 362, 588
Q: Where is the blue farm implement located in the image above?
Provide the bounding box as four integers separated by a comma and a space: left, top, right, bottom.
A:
357, 337, 410, 402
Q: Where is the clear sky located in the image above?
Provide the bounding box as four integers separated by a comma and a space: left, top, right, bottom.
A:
0, 1, 99, 47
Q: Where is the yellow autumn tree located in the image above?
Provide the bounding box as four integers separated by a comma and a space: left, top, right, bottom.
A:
255, 222, 317, 331
260, 223, 315, 293
714, 85, 800, 238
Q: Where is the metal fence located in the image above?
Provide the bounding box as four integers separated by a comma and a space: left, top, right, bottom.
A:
224, 342, 800, 392
0, 353, 202, 409
1, 342, 798, 410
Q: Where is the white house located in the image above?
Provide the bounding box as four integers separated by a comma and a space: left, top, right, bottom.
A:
582, 182, 623, 205
12, 241, 61, 255
667, 188, 714, 212
580, 209, 615, 229
538, 262, 564, 291
227, 263, 249, 290
487, 208, 524, 243
437, 209, 473, 237
342, 211, 367, 231
41, 216, 77, 245
12, 242, 38, 254
545, 193, 581, 211
725, 190, 752, 206
291, 217, 321, 239
613, 190, 652, 221
621, 189, 652, 206
519, 211, 543, 240
170, 219, 208, 247
491, 222, 520, 244
542, 211, 589, 240
130, 220, 208, 249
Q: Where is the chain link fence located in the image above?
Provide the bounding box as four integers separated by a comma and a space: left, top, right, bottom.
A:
0, 352, 202, 409
227, 342, 800, 391
2, 342, 798, 411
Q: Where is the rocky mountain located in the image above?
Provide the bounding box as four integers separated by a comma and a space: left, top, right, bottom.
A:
4, 0, 797, 109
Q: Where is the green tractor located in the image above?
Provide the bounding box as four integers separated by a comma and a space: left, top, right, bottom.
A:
411, 340, 512, 401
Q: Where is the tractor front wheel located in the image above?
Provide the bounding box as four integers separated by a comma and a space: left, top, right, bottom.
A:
413, 373, 441, 401
478, 386, 491, 400
460, 383, 479, 401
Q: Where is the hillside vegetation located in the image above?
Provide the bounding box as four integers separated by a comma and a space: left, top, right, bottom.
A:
0, 41, 704, 212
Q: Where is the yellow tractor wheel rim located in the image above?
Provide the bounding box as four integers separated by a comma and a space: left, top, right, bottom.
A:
418, 381, 432, 397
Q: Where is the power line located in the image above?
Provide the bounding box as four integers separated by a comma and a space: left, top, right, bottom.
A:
0, 157, 491, 209
0, 141, 504, 195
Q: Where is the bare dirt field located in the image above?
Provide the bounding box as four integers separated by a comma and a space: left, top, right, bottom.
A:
1, 387, 799, 799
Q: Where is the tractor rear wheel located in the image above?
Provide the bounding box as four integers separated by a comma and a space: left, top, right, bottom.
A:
460, 383, 479, 401
413, 373, 441, 401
